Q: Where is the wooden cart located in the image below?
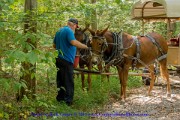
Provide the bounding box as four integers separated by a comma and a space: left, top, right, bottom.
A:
131, 0, 180, 67
167, 45, 180, 66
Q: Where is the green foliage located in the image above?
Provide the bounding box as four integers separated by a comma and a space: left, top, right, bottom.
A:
0, 78, 11, 92
128, 76, 143, 89
0, 71, 143, 119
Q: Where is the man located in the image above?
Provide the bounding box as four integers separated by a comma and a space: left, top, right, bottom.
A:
53, 18, 88, 106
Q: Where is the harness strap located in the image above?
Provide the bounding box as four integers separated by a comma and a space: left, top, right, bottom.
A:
113, 31, 124, 65
79, 33, 91, 61
104, 32, 120, 63
145, 34, 165, 55
104, 31, 124, 67
145, 34, 167, 61
132, 36, 141, 69
157, 54, 167, 61
119, 30, 124, 53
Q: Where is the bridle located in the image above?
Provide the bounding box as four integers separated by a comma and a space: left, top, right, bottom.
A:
89, 35, 109, 65
91, 36, 108, 54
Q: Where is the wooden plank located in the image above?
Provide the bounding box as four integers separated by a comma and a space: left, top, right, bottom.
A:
167, 47, 180, 65
74, 68, 151, 77
74, 68, 100, 74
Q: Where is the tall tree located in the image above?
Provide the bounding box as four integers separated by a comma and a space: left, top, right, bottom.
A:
0, 5, 2, 72
91, 0, 97, 30
16, 0, 37, 101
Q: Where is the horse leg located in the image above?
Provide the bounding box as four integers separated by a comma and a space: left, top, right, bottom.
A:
105, 65, 110, 82
147, 64, 156, 96
117, 66, 128, 101
97, 63, 104, 82
98, 63, 109, 82
159, 59, 171, 97
87, 64, 92, 91
80, 66, 85, 91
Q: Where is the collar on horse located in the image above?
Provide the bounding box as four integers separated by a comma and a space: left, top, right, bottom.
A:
104, 30, 126, 67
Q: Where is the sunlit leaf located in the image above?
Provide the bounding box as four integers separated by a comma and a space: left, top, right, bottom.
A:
21, 81, 27, 89
26, 51, 38, 64
14, 50, 26, 62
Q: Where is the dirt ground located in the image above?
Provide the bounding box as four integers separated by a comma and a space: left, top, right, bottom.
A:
92, 75, 180, 120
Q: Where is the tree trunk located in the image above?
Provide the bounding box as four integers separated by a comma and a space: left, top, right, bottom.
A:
0, 6, 3, 72
16, 0, 37, 101
91, 0, 97, 30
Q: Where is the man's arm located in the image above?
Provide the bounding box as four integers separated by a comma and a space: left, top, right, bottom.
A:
71, 40, 88, 49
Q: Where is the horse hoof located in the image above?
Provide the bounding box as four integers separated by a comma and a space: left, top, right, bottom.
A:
166, 93, 171, 98
120, 97, 126, 103
120, 100, 125, 105
147, 92, 152, 96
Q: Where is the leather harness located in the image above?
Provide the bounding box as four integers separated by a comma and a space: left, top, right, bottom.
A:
103, 32, 167, 69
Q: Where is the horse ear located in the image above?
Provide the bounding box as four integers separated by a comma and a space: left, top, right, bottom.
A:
88, 28, 95, 36
86, 24, 90, 28
82, 24, 90, 33
82, 28, 87, 33
101, 25, 109, 35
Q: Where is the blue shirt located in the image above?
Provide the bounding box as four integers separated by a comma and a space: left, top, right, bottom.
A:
53, 26, 76, 64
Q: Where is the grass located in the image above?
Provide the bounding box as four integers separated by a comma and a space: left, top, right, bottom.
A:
0, 67, 143, 120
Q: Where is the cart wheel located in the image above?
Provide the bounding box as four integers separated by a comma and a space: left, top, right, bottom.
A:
142, 68, 150, 86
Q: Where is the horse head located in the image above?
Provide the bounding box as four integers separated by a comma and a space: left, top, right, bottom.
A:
75, 26, 88, 42
88, 26, 109, 64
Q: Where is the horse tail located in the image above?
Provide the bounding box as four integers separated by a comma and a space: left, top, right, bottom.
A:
159, 58, 169, 80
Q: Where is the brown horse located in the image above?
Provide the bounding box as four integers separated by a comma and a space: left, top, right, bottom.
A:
74, 28, 93, 90
75, 28, 110, 90
88, 27, 171, 101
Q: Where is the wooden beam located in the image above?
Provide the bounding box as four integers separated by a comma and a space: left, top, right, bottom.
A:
74, 70, 151, 77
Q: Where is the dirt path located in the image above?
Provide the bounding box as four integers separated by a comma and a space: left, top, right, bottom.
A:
93, 75, 180, 120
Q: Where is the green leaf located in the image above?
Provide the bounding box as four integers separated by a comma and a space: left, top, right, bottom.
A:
14, 50, 26, 62
4, 57, 15, 63
0, 22, 4, 27
0, 78, 11, 91
14, 82, 22, 91
45, 52, 53, 58
21, 81, 27, 89
26, 51, 38, 64
31, 73, 35, 79
4, 82, 10, 91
